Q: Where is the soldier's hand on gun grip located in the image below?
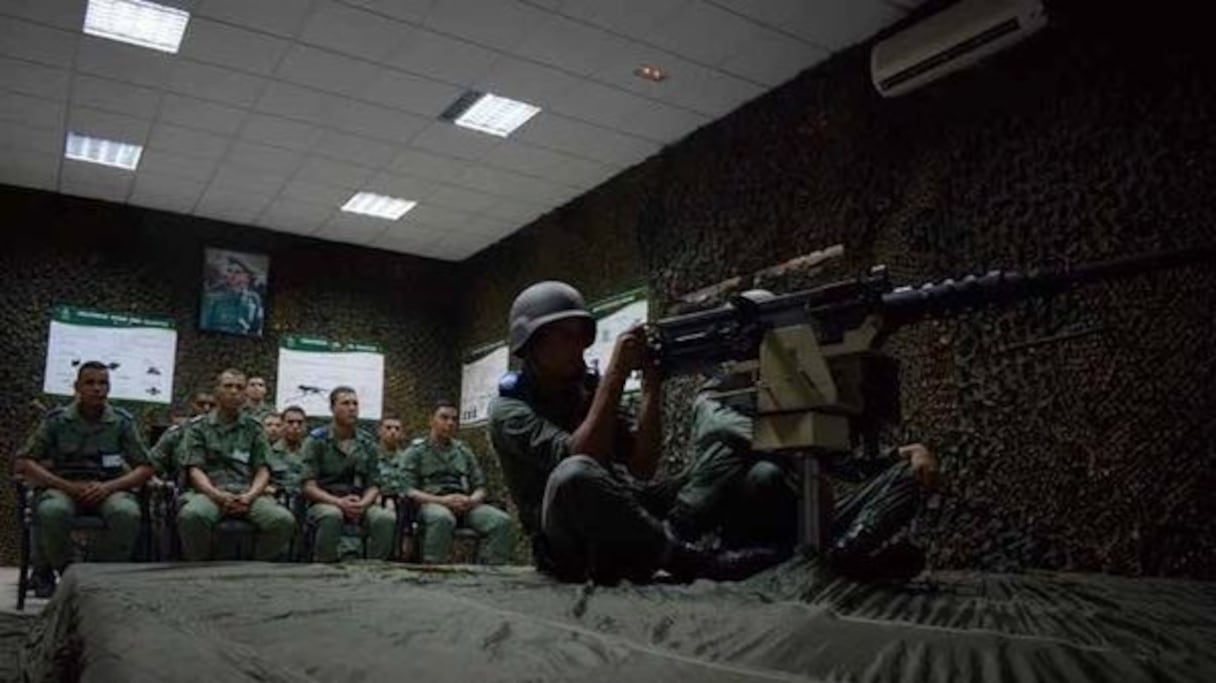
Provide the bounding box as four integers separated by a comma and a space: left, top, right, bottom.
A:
899, 443, 939, 491
612, 324, 651, 373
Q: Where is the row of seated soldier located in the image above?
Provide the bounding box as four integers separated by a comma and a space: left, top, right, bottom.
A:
13, 362, 515, 599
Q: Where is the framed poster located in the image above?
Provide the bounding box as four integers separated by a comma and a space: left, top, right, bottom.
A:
460, 341, 509, 426
275, 335, 385, 420
199, 247, 268, 337
43, 305, 177, 404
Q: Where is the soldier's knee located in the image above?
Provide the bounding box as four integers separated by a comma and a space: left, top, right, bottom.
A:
268, 507, 296, 533
548, 454, 603, 493
424, 505, 456, 529
311, 504, 342, 525
36, 502, 73, 523
743, 461, 786, 493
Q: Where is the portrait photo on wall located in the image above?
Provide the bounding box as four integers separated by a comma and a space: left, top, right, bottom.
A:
199, 247, 269, 337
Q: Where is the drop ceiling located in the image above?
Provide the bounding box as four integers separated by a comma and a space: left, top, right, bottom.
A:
0, 0, 925, 261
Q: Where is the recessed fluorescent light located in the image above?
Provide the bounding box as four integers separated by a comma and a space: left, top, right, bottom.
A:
441, 91, 541, 137
341, 192, 417, 220
64, 132, 143, 170
84, 0, 191, 54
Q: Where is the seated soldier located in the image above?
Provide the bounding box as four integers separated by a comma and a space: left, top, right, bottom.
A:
244, 375, 275, 420
148, 390, 215, 483
261, 412, 284, 446
15, 361, 154, 596
266, 406, 307, 496
397, 401, 514, 564
177, 368, 296, 561
300, 387, 396, 562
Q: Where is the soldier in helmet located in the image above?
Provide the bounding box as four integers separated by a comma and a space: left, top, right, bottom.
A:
488, 281, 783, 584
200, 255, 264, 335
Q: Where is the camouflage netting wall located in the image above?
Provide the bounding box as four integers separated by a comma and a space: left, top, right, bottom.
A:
458, 4, 1216, 578
0, 187, 461, 564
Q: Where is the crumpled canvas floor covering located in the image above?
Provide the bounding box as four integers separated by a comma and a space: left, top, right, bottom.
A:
18, 559, 1216, 682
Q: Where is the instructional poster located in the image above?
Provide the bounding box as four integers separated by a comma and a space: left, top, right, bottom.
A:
43, 305, 177, 404
275, 335, 384, 419
460, 342, 508, 426
585, 288, 649, 393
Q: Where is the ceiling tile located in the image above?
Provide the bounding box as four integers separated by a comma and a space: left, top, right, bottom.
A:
455, 165, 572, 204
0, 121, 64, 154
0, 92, 65, 130
364, 171, 436, 200
327, 95, 430, 142
314, 212, 390, 244
130, 174, 207, 213
240, 113, 324, 151
299, 0, 417, 62
169, 60, 266, 107
0, 0, 86, 31
71, 75, 161, 119
475, 56, 583, 110
409, 121, 503, 162
136, 149, 219, 183
255, 81, 329, 123
622, 100, 711, 144
60, 160, 134, 202
180, 18, 291, 75
208, 164, 289, 195
225, 140, 304, 174
75, 36, 176, 89
359, 67, 464, 118
276, 45, 383, 98
0, 148, 59, 190
594, 43, 764, 117
0, 17, 76, 67
312, 129, 399, 168
715, 0, 902, 50
516, 114, 659, 167
259, 197, 334, 235
294, 155, 376, 188
159, 93, 248, 135
513, 13, 633, 77
0, 56, 71, 100
481, 196, 546, 223
420, 183, 497, 214
718, 27, 829, 87
343, 0, 434, 24
147, 123, 231, 160
646, 1, 769, 66
369, 228, 444, 256
559, 0, 691, 40
67, 107, 151, 144
424, 0, 547, 53
195, 189, 273, 225
387, 148, 472, 183
385, 29, 499, 86
195, 0, 316, 38
280, 178, 355, 206
406, 203, 477, 229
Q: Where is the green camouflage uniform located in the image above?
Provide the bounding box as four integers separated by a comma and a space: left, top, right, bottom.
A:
300, 426, 396, 561
397, 436, 514, 564
177, 410, 295, 561
17, 402, 150, 569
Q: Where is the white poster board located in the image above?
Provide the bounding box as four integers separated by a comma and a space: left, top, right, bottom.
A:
275, 335, 384, 420
43, 305, 177, 404
585, 288, 649, 393
460, 342, 509, 426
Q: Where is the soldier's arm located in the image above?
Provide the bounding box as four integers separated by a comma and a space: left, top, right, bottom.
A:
357, 445, 380, 509
108, 413, 154, 492
13, 419, 83, 497
299, 438, 342, 506
489, 398, 574, 474
242, 430, 272, 499
181, 426, 228, 504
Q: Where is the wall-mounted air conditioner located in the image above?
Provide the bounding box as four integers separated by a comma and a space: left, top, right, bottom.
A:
871, 0, 1048, 97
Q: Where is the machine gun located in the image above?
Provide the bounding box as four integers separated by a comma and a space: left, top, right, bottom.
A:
647, 244, 1216, 553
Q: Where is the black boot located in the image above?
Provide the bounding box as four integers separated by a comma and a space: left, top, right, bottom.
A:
666, 542, 788, 582
31, 567, 57, 599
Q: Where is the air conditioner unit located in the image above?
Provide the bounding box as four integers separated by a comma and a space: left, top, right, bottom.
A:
871, 0, 1047, 97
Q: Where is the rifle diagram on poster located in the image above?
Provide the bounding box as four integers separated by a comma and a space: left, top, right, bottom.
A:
275, 335, 384, 420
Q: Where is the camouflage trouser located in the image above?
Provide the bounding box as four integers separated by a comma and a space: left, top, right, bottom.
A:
670, 395, 920, 556
417, 503, 515, 564
33, 489, 141, 569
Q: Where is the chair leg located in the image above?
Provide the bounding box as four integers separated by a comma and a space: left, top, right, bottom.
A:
17, 523, 31, 611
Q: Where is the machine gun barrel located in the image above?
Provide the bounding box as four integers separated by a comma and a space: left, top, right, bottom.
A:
650, 245, 1215, 376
